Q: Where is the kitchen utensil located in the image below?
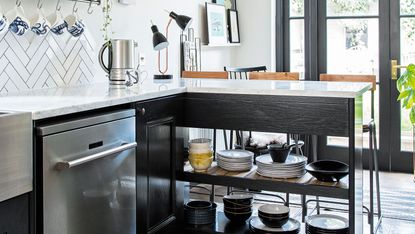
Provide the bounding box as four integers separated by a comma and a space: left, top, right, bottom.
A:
256, 154, 307, 179
223, 194, 253, 208
250, 217, 300, 234
306, 160, 349, 182
99, 39, 140, 88
0, 5, 9, 34
64, 13, 84, 37
184, 201, 217, 225
30, 8, 50, 36
47, 3, 66, 35
6, 4, 30, 36
306, 214, 349, 233
268, 143, 296, 163
217, 149, 253, 172
188, 155, 213, 172
224, 209, 252, 223
258, 204, 290, 228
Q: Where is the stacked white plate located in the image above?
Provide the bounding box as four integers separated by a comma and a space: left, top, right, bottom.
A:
216, 149, 254, 172
256, 154, 307, 179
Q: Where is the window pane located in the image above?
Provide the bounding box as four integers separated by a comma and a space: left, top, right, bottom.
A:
290, 19, 305, 79
326, 19, 379, 148
327, 0, 379, 16
328, 85, 379, 148
327, 19, 379, 79
290, 0, 304, 17
401, 0, 415, 15
400, 17, 415, 152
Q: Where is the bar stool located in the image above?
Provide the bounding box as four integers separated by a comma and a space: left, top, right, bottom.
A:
320, 74, 382, 234
224, 66, 267, 80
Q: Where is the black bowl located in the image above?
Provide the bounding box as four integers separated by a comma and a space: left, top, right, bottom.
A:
267, 144, 291, 163
223, 200, 252, 210
224, 209, 252, 223
185, 200, 213, 210
184, 202, 217, 225
223, 194, 253, 207
258, 213, 289, 228
258, 204, 290, 218
224, 206, 252, 213
306, 160, 349, 182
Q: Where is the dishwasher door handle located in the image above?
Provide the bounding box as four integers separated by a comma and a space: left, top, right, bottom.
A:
55, 142, 137, 171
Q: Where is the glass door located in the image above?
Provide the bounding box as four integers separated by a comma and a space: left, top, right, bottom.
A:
283, 0, 414, 172
389, 0, 415, 172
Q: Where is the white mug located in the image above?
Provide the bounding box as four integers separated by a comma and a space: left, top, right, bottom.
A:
30, 9, 50, 36
0, 5, 9, 35
47, 10, 66, 35
64, 14, 85, 37
6, 5, 30, 36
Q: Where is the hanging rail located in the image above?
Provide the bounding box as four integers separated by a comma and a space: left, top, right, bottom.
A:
67, 0, 101, 5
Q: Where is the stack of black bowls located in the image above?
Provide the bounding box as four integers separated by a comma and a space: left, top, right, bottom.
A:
258, 204, 290, 228
223, 194, 253, 223
250, 204, 301, 233
184, 201, 217, 225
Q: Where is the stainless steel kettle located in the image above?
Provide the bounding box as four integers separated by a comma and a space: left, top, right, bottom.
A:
99, 39, 139, 87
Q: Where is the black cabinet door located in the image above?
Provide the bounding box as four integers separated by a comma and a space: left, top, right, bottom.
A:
0, 194, 29, 234
136, 96, 183, 234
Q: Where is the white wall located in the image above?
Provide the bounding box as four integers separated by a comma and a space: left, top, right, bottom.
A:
0, 0, 273, 84
231, 0, 273, 71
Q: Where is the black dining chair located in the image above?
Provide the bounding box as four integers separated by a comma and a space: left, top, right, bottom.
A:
224, 66, 267, 80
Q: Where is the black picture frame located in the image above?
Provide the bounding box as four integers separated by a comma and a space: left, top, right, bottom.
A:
212, 0, 237, 10
227, 9, 240, 43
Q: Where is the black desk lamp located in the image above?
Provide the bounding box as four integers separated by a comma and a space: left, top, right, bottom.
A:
151, 11, 193, 80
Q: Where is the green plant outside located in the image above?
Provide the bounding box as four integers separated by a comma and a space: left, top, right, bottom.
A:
397, 64, 415, 124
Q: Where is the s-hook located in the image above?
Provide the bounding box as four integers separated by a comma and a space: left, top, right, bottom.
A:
56, 0, 62, 11
37, 0, 44, 9
73, 0, 79, 13
16, 0, 22, 7
87, 0, 94, 14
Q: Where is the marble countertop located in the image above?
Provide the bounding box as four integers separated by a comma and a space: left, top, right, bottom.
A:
0, 79, 371, 120
184, 79, 372, 98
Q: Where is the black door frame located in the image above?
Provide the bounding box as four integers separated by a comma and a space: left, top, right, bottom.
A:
277, 0, 411, 172
389, 0, 413, 172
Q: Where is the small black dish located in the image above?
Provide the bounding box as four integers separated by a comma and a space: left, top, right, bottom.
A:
224, 209, 252, 223
184, 201, 217, 225
224, 206, 252, 213
258, 213, 289, 228
267, 143, 295, 163
306, 160, 349, 182
223, 194, 253, 207
185, 200, 213, 210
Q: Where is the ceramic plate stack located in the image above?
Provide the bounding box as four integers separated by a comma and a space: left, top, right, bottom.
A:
216, 150, 254, 172
256, 154, 307, 179
306, 214, 349, 234
250, 217, 301, 234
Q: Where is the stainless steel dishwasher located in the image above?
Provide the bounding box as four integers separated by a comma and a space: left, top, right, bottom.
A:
37, 109, 136, 234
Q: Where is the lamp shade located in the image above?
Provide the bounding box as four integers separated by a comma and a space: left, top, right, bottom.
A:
169, 11, 193, 31
151, 25, 169, 51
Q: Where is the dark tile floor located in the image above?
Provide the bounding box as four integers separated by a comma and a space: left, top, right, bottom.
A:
189, 171, 415, 234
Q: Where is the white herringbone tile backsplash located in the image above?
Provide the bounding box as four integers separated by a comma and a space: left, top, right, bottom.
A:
0, 29, 96, 93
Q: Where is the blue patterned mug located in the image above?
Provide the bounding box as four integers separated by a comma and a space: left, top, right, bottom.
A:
6, 6, 30, 36
0, 6, 9, 34
65, 14, 85, 37
47, 11, 66, 35
30, 9, 51, 36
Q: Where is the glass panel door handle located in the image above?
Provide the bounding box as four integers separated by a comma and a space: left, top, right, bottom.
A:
55, 142, 137, 171
391, 60, 408, 80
